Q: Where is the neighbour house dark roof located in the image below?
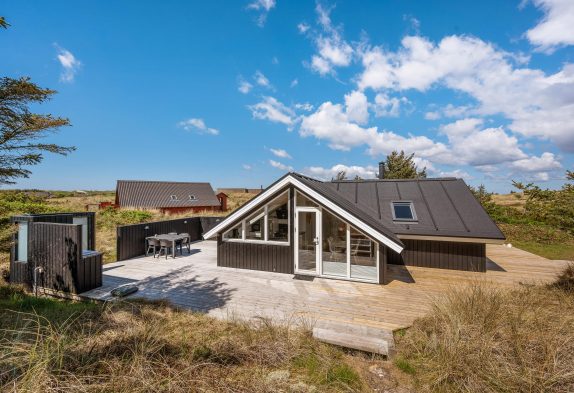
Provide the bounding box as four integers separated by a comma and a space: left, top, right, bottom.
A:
115, 180, 221, 209
325, 177, 505, 240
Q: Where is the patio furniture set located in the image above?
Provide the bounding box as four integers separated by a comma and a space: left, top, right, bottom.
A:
145, 232, 191, 259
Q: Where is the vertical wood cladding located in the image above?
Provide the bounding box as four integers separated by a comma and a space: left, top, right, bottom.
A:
387, 239, 486, 272
378, 244, 388, 284
26, 223, 102, 293
217, 238, 294, 274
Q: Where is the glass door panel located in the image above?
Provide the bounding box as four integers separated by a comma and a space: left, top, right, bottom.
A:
350, 227, 377, 281
321, 210, 347, 277
297, 210, 318, 273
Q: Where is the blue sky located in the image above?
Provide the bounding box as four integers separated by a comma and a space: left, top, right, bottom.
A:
2, 0, 573, 192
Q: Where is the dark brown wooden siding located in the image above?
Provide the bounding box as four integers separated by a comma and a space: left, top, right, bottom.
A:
217, 238, 293, 274
378, 244, 387, 284
27, 223, 102, 293
387, 239, 486, 272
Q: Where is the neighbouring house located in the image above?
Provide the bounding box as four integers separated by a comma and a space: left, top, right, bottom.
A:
10, 212, 103, 294
203, 172, 505, 285
217, 187, 263, 195
115, 180, 227, 214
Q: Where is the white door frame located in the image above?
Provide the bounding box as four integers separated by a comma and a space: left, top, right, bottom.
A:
294, 207, 322, 275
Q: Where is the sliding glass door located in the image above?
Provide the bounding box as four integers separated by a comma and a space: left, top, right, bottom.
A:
295, 208, 320, 274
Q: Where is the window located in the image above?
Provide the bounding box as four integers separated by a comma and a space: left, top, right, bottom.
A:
16, 222, 28, 262
170, 195, 178, 201
321, 210, 347, 277
223, 223, 242, 239
245, 208, 265, 240
296, 191, 318, 207
222, 190, 290, 244
267, 192, 289, 241
350, 227, 377, 281
392, 201, 416, 221
189, 195, 196, 200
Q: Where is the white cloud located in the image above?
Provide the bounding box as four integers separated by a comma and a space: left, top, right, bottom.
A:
238, 78, 253, 94
344, 90, 369, 124
307, 4, 353, 75
303, 164, 378, 180
297, 22, 310, 34
242, 164, 253, 170
270, 148, 292, 159
55, 45, 81, 83
424, 111, 441, 120
177, 118, 220, 135
356, 34, 574, 151
272, 56, 279, 64
294, 102, 313, 111
254, 70, 271, 88
510, 152, 562, 172
248, 96, 296, 127
373, 93, 408, 117
437, 169, 472, 180
290, 78, 299, 87
526, 0, 574, 52
247, 0, 276, 27
269, 159, 293, 171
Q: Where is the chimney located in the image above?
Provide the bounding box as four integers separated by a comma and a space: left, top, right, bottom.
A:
378, 161, 385, 179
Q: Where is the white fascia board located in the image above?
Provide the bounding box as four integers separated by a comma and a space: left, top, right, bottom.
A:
203, 175, 404, 254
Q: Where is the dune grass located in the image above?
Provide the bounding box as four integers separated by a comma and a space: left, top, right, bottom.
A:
394, 264, 574, 393
0, 284, 373, 392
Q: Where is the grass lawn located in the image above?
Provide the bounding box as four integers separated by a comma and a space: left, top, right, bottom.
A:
511, 240, 574, 261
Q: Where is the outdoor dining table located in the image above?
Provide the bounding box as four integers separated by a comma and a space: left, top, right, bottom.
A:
147, 233, 187, 258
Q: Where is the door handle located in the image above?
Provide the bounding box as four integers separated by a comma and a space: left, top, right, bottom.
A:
313, 237, 319, 245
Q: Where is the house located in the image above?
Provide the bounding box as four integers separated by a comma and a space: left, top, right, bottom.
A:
115, 180, 227, 214
203, 172, 505, 285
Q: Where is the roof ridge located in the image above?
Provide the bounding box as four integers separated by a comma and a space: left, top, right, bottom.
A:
330, 177, 458, 183
117, 180, 212, 184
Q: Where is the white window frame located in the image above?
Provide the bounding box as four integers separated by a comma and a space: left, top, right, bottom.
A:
222, 189, 290, 246
391, 201, 417, 222
295, 190, 379, 283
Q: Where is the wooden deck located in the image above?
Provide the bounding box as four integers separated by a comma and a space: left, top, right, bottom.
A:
81, 241, 570, 353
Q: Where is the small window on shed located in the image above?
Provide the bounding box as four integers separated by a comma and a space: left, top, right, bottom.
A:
392, 201, 416, 221
188, 195, 196, 200
170, 195, 178, 201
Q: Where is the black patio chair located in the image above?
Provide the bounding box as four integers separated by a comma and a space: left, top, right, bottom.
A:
146, 238, 160, 258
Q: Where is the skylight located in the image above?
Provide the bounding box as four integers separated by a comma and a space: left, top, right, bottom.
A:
392, 201, 416, 221
189, 195, 196, 200
170, 195, 178, 201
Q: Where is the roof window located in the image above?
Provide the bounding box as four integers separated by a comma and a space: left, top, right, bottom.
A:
170, 195, 178, 201
392, 201, 416, 221
189, 195, 197, 200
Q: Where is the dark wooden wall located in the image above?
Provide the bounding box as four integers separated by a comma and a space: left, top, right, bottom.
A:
378, 244, 388, 284
25, 223, 102, 293
387, 239, 486, 272
217, 238, 293, 274
116, 216, 222, 261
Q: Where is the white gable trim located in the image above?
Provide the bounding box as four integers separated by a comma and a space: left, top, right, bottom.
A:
203, 174, 404, 254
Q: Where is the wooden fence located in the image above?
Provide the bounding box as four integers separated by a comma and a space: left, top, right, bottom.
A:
116, 216, 224, 261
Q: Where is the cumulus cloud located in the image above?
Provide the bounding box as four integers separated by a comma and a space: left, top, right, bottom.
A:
290, 78, 299, 88
295, 102, 313, 111
373, 93, 408, 117
297, 22, 310, 34
177, 118, 220, 135
269, 159, 293, 171
344, 90, 369, 124
248, 96, 296, 127
307, 4, 353, 75
526, 0, 574, 52
510, 152, 562, 172
269, 148, 292, 159
247, 0, 276, 27
55, 45, 81, 83
356, 34, 574, 151
303, 164, 378, 180
254, 70, 272, 88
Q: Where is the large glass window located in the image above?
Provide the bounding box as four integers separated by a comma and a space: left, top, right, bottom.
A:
267, 192, 289, 242
350, 227, 377, 281
245, 208, 265, 240
223, 223, 242, 239
392, 201, 416, 221
223, 190, 290, 244
296, 191, 318, 207
321, 210, 347, 277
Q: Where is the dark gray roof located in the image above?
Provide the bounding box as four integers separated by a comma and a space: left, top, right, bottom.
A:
116, 180, 221, 208
291, 173, 404, 247
325, 177, 505, 240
